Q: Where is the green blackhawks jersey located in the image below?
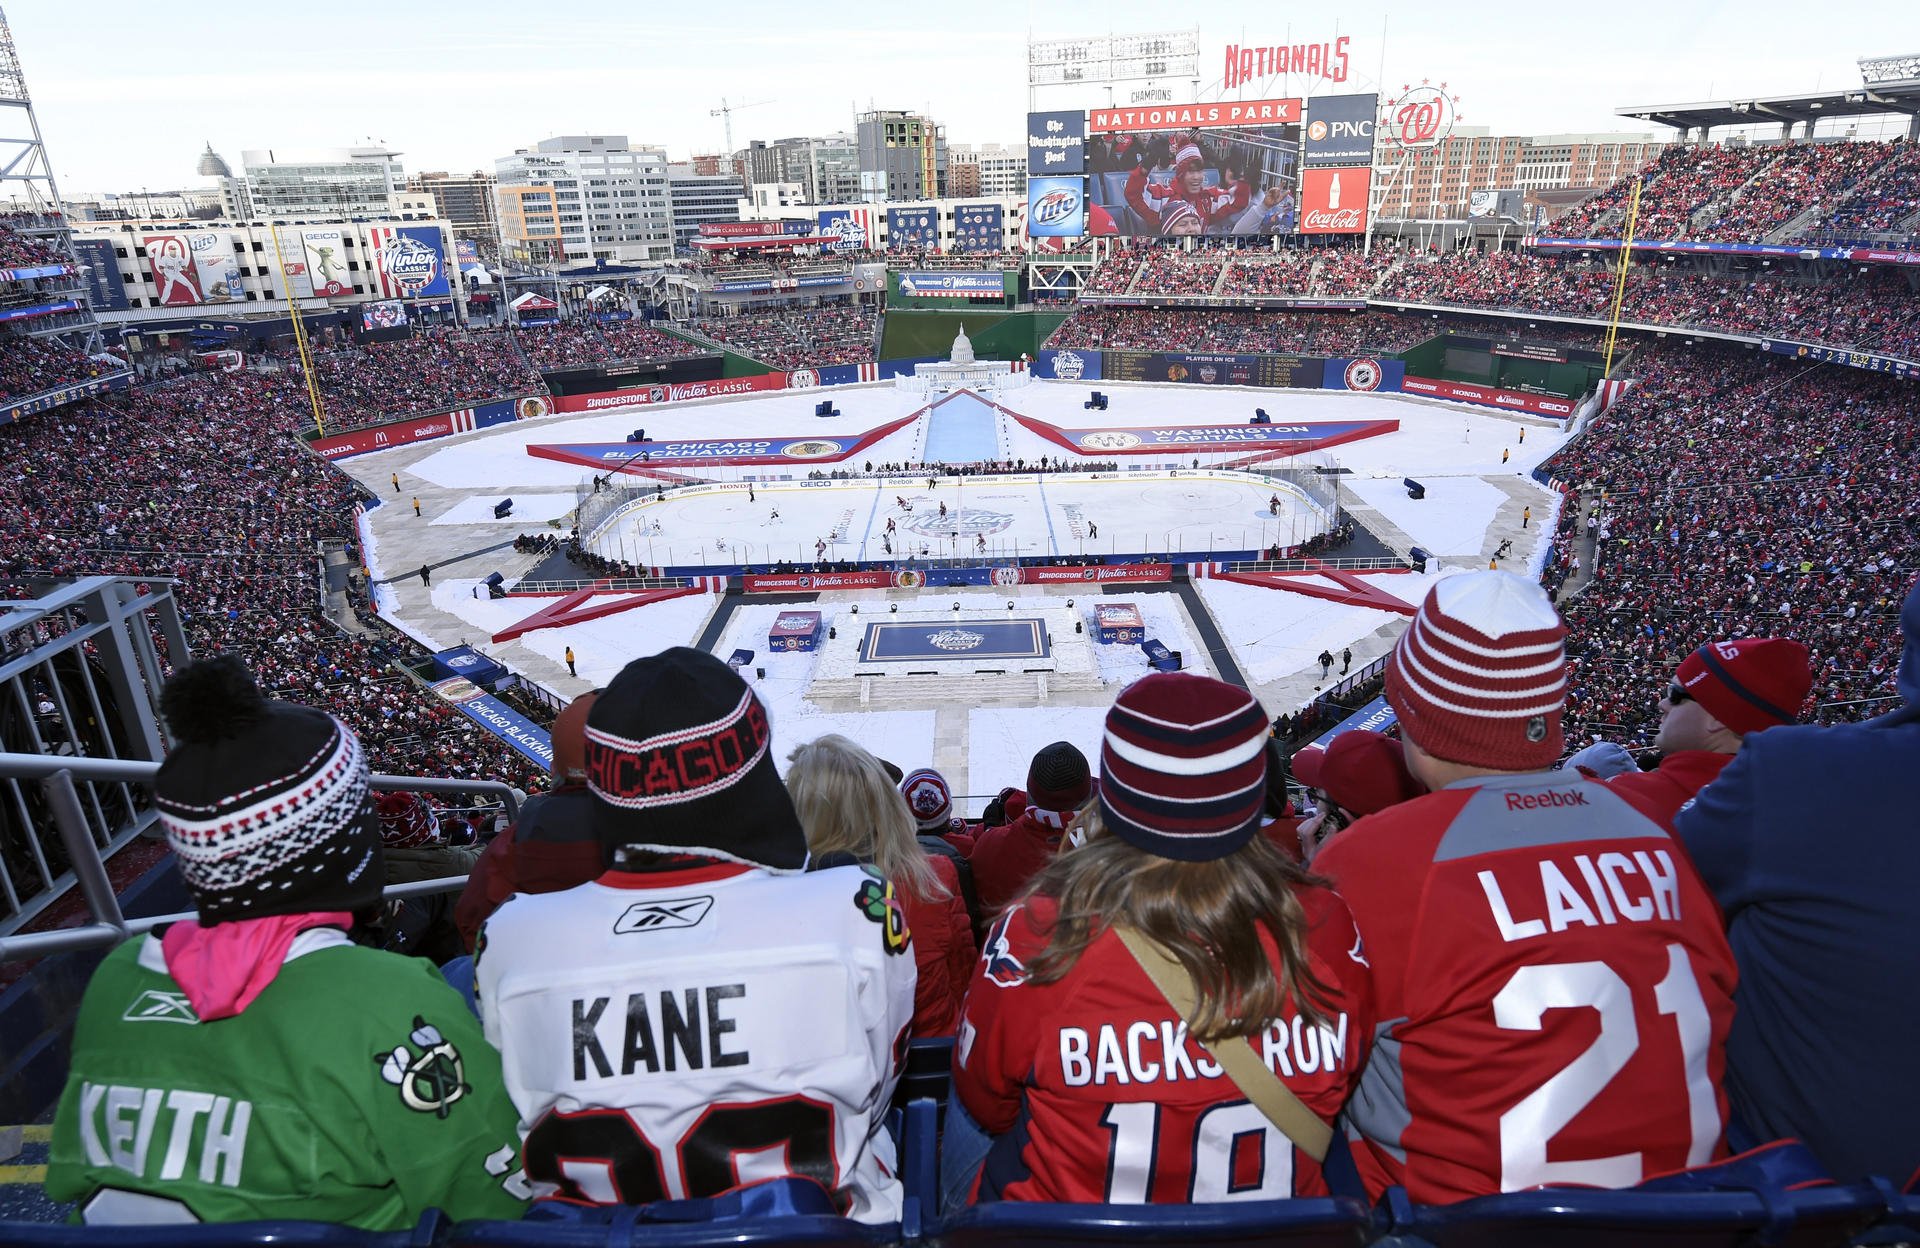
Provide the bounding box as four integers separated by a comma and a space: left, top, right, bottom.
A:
48, 930, 528, 1229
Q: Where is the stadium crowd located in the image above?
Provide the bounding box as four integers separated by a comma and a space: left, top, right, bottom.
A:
1049, 307, 1442, 356
692, 305, 878, 371
1541, 344, 1916, 745
292, 328, 540, 431
0, 214, 68, 269
0, 334, 115, 402
0, 368, 551, 791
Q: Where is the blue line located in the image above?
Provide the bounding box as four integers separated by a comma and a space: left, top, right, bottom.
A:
859, 478, 884, 561
1035, 474, 1060, 558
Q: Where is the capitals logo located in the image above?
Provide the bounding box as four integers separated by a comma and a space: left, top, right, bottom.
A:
980, 910, 1029, 987
381, 233, 443, 296
1343, 357, 1384, 392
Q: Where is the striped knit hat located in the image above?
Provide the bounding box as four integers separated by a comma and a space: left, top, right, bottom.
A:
901, 768, 954, 833
1387, 571, 1567, 770
1099, 672, 1271, 861
1174, 141, 1205, 171
155, 655, 384, 923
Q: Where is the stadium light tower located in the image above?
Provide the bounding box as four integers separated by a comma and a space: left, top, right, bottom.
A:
0, 4, 64, 212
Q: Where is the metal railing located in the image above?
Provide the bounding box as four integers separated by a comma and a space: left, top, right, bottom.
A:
0, 750, 522, 963
1226, 556, 1412, 573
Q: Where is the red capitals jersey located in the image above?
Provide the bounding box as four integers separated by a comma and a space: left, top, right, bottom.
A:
951, 886, 1373, 1204
1315, 770, 1737, 1203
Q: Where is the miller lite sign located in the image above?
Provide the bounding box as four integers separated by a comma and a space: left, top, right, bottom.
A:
1301, 168, 1370, 235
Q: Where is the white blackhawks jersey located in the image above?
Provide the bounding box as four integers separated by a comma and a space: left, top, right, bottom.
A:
475, 860, 917, 1223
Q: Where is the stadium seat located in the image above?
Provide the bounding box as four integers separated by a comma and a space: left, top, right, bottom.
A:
449, 1184, 899, 1247
1380, 1177, 1888, 1248
933, 1194, 1373, 1247
895, 1036, 955, 1111
0, 1211, 448, 1248
1851, 1176, 1920, 1245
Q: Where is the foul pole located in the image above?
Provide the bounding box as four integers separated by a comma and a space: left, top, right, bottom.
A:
1602, 176, 1643, 378
269, 222, 329, 438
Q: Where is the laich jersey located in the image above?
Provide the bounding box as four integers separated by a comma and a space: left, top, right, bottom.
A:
1315, 771, 1738, 1202
952, 886, 1373, 1203
476, 860, 916, 1222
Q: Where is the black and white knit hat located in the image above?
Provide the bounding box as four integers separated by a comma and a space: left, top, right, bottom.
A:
1098, 671, 1271, 862
586, 647, 808, 873
154, 655, 384, 923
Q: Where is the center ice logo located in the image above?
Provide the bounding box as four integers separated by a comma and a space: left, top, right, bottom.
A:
929, 629, 986, 652
904, 508, 1014, 537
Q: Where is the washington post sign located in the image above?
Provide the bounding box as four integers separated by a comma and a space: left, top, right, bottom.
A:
1027, 110, 1086, 175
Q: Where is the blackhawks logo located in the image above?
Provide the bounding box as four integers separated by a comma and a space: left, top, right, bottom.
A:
854, 870, 912, 956
378, 1016, 470, 1118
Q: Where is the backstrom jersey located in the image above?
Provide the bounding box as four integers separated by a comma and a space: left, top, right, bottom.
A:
1315, 770, 1738, 1202
476, 861, 916, 1223
952, 886, 1374, 1203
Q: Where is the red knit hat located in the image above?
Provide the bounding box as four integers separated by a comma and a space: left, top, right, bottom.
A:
1675, 638, 1811, 735
1099, 672, 1270, 861
1387, 571, 1567, 770
1296, 731, 1423, 817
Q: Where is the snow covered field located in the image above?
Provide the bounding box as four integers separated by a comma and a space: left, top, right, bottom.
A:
346, 378, 1567, 795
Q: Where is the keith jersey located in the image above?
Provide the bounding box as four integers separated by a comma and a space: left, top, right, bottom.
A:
476, 861, 916, 1222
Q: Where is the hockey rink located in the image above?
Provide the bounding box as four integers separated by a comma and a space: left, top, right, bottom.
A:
590, 472, 1331, 567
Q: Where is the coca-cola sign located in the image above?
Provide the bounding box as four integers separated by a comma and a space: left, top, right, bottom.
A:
1300, 168, 1370, 235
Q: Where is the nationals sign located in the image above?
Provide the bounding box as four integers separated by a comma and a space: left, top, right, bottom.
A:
1384, 83, 1460, 151
1088, 98, 1300, 133
1300, 168, 1371, 234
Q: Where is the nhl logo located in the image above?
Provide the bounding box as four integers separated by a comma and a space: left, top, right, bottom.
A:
647, 386, 668, 404
1343, 358, 1383, 392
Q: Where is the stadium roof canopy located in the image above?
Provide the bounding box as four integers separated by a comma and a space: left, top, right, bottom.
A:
1616, 55, 1920, 136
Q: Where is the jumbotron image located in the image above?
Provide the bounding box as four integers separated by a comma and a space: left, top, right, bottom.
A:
0, 8, 1916, 1245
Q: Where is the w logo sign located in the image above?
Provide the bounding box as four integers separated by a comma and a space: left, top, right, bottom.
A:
613, 896, 715, 934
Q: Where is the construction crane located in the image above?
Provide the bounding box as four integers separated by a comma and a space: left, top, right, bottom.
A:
711, 98, 773, 154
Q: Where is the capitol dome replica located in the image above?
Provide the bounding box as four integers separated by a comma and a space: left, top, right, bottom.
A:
896, 324, 1031, 396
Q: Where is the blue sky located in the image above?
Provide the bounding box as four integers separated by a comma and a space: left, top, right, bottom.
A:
7, 0, 1907, 194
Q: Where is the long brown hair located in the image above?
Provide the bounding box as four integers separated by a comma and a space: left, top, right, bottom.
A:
1024, 809, 1333, 1043
785, 734, 948, 902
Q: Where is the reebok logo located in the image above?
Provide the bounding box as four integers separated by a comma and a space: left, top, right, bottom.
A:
122, 989, 199, 1024
613, 895, 714, 934
1505, 789, 1591, 812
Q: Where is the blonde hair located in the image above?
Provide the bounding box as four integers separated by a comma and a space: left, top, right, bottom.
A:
785, 734, 948, 902
1024, 807, 1331, 1043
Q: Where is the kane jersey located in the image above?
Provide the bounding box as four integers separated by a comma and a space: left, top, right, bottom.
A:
1315, 770, 1738, 1203
952, 886, 1373, 1204
475, 860, 916, 1223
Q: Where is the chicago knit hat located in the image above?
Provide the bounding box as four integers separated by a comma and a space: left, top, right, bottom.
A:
1293, 730, 1423, 817
901, 768, 954, 833
1674, 638, 1812, 736
1387, 571, 1567, 770
585, 648, 807, 873
1025, 741, 1093, 814
154, 655, 383, 923
1099, 672, 1271, 862
375, 791, 439, 848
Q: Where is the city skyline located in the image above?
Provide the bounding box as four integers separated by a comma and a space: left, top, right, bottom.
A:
8, 0, 1908, 198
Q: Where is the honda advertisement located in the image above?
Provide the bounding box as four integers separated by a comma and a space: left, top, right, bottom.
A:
1402, 376, 1576, 417
1302, 93, 1378, 167
1300, 167, 1370, 235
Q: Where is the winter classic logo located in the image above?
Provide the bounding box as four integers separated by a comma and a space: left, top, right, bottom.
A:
930, 628, 986, 652
381, 233, 442, 295
1051, 350, 1086, 380
1343, 357, 1384, 391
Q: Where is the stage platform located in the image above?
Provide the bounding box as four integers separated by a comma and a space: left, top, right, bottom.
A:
808, 605, 1102, 703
